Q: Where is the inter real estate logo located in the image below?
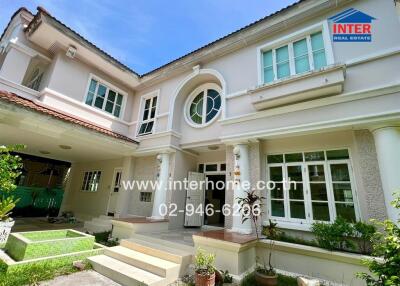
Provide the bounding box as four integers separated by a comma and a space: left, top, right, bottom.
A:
329, 8, 376, 42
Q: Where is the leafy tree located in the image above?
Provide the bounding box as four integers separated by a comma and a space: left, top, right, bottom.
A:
0, 145, 24, 221
357, 192, 400, 286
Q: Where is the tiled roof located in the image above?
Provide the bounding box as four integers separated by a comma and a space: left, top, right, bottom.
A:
0, 90, 138, 145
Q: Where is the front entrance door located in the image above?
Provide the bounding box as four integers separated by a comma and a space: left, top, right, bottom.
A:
204, 174, 226, 227
184, 172, 205, 227
107, 168, 122, 215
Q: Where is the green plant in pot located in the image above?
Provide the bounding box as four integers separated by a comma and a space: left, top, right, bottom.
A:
0, 145, 24, 246
194, 248, 216, 286
238, 191, 277, 286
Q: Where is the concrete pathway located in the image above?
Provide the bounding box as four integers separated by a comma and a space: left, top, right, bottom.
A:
40, 270, 121, 286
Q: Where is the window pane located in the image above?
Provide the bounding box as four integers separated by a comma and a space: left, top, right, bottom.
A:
336, 203, 356, 222
330, 164, 350, 181
263, 50, 273, 67
151, 96, 157, 107
311, 32, 324, 50
333, 183, 354, 202
271, 200, 285, 217
293, 39, 310, 74
145, 121, 154, 133
276, 46, 290, 79
290, 201, 306, 219
116, 94, 123, 105
206, 89, 221, 123
310, 183, 328, 201
105, 101, 114, 113
305, 151, 325, 161
143, 109, 149, 120
144, 98, 151, 109
326, 149, 349, 160
94, 97, 104, 109
108, 90, 116, 102
150, 106, 156, 118
85, 92, 94, 105
88, 79, 97, 93
308, 165, 325, 181
289, 184, 304, 200
271, 183, 283, 199
220, 164, 226, 171
267, 154, 283, 163
285, 153, 303, 163
205, 164, 218, 172
138, 123, 147, 135
113, 105, 121, 117
263, 50, 274, 83
264, 67, 274, 83
287, 165, 302, 181
312, 202, 330, 221
269, 167, 283, 181
313, 50, 327, 70
311, 32, 327, 69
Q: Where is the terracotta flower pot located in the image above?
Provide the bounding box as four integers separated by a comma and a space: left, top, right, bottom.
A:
195, 271, 216, 286
0, 220, 15, 246
255, 271, 278, 286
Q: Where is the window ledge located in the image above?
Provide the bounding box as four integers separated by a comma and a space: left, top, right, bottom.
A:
250, 64, 346, 111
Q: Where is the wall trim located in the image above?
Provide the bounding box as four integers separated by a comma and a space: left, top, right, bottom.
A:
220, 83, 400, 126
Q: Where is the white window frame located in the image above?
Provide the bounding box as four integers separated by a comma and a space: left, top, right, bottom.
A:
266, 148, 360, 230
257, 21, 334, 85
198, 161, 226, 175
136, 90, 159, 137
81, 170, 102, 192
184, 83, 222, 128
83, 74, 127, 119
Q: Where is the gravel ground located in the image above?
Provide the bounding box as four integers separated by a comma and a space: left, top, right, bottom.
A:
39, 270, 122, 286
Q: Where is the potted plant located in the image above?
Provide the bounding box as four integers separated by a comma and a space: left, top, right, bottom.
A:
238, 191, 278, 286
0, 145, 24, 245
194, 248, 216, 286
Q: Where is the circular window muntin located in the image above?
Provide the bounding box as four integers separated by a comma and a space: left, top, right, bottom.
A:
184, 83, 222, 128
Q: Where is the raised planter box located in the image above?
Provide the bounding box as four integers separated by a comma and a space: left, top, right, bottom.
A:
5, 229, 95, 261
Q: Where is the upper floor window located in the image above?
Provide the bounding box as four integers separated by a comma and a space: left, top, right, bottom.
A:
184, 83, 222, 128
22, 56, 49, 91
85, 78, 124, 118
138, 95, 158, 136
262, 31, 328, 84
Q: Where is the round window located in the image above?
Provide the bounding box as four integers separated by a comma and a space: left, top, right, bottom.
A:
185, 84, 222, 127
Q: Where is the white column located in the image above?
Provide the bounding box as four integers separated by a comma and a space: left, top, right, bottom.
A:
150, 153, 170, 219
58, 164, 73, 215
230, 143, 253, 234
372, 126, 400, 222
115, 156, 135, 218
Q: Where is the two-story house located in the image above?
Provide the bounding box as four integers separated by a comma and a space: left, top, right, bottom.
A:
1, 0, 399, 240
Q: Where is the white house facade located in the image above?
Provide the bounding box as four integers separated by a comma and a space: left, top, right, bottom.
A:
1, 0, 400, 240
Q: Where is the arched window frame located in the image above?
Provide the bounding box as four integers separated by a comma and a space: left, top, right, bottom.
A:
184, 83, 222, 128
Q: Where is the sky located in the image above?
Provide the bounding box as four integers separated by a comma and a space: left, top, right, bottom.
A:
0, 0, 297, 75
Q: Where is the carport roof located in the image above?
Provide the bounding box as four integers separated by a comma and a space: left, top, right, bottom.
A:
0, 90, 138, 145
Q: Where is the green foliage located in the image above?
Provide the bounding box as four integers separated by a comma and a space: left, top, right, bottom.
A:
194, 248, 216, 276
237, 190, 265, 239
0, 257, 91, 286
93, 231, 119, 247
353, 221, 376, 254
240, 272, 298, 286
311, 217, 356, 251
0, 145, 24, 221
262, 219, 281, 240
357, 192, 400, 286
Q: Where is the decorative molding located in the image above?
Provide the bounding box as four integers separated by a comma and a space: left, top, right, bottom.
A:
220, 83, 400, 126
345, 46, 400, 67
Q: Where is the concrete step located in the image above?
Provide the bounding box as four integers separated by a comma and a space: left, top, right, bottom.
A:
88, 255, 165, 286
105, 246, 180, 279
131, 233, 195, 254
84, 221, 112, 233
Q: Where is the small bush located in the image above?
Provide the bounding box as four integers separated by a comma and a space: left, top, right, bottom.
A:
311, 217, 355, 251
93, 231, 118, 247
240, 272, 298, 286
353, 221, 376, 254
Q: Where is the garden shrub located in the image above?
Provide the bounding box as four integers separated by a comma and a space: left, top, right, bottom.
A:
311, 217, 355, 251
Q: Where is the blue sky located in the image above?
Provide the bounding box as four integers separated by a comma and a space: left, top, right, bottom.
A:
1, 0, 297, 74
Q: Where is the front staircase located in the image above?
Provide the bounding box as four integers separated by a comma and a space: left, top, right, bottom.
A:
88, 234, 194, 286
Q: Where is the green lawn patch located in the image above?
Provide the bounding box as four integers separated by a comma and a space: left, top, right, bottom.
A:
241, 272, 298, 286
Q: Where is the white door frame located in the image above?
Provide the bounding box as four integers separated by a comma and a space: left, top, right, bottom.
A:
106, 167, 123, 215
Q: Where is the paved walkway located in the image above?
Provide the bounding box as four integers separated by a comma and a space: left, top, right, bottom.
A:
40, 271, 121, 286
